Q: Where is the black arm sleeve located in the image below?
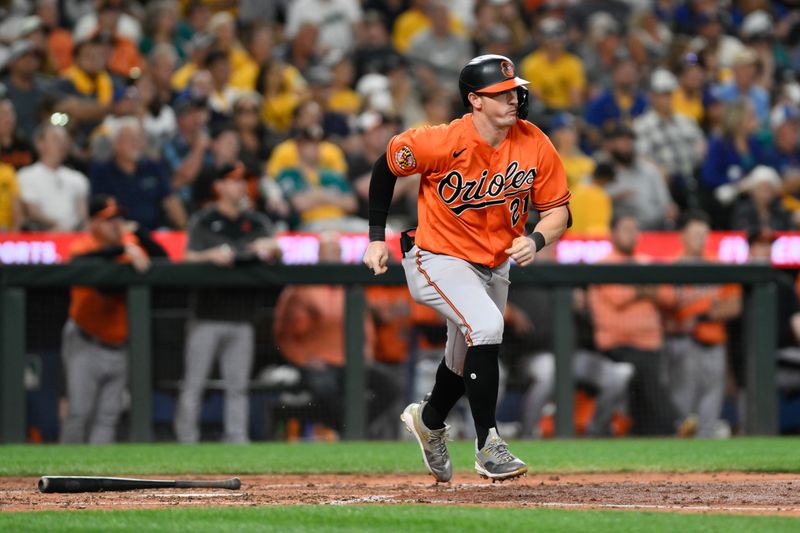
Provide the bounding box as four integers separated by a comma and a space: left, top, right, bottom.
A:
70, 246, 126, 261
134, 228, 170, 259
367, 152, 398, 241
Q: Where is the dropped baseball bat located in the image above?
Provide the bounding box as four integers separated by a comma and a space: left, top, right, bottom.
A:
38, 476, 241, 493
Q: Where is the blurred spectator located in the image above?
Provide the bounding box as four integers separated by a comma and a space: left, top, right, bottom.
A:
406, 1, 471, 93
569, 161, 613, 237
392, 0, 466, 55
90, 117, 186, 230
662, 211, 741, 438
352, 10, 397, 80
472, 0, 527, 56
672, 53, 707, 125
730, 165, 794, 233
205, 11, 250, 80
739, 10, 780, 93
162, 95, 211, 201
174, 163, 281, 444
716, 47, 771, 128
267, 100, 347, 178
549, 112, 594, 190
0, 40, 51, 142
57, 35, 115, 141
273, 231, 400, 438
230, 23, 277, 91
504, 244, 634, 438
275, 124, 361, 232
633, 69, 706, 210
417, 90, 456, 127
231, 92, 274, 177
17, 124, 88, 231
133, 72, 177, 157
587, 213, 680, 435
701, 98, 772, 228
171, 32, 213, 92
767, 104, 800, 216
73, 0, 142, 45
687, 10, 743, 73
86, 2, 145, 80
327, 53, 361, 116
255, 58, 308, 134
748, 229, 800, 396
176, 1, 212, 43
347, 111, 414, 225
60, 194, 158, 444
147, 44, 180, 108
0, 96, 34, 170
205, 49, 239, 119
191, 123, 241, 211
601, 124, 676, 230
286, 22, 322, 76
520, 17, 586, 114
628, 6, 672, 68
139, 1, 185, 62
0, 158, 21, 232
577, 11, 624, 93
584, 56, 648, 149
37, 0, 74, 73
285, 0, 363, 56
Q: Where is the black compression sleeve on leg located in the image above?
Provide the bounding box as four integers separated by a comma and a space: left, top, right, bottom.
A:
422, 358, 466, 430
463, 344, 500, 449
368, 153, 398, 241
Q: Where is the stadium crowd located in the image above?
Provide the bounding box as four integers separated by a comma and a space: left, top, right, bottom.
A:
3, 0, 800, 442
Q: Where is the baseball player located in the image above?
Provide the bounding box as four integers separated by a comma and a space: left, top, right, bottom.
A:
363, 55, 571, 482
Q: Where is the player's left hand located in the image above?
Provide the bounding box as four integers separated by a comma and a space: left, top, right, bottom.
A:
505, 236, 537, 267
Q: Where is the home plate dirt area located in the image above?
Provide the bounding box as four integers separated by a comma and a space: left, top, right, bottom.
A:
1, 473, 799, 516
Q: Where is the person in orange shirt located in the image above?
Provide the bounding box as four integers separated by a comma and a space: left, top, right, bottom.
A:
661, 211, 741, 438
274, 232, 400, 437
60, 195, 163, 444
587, 212, 680, 436
363, 55, 571, 481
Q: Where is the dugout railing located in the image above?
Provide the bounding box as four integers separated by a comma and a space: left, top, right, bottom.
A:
0, 262, 777, 443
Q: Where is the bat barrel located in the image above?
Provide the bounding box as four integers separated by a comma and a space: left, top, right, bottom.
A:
38, 476, 242, 493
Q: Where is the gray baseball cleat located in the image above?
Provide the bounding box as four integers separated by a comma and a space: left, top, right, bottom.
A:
401, 401, 452, 483
475, 428, 528, 482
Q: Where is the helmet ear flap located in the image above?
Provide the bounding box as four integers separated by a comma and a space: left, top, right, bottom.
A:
516, 87, 529, 119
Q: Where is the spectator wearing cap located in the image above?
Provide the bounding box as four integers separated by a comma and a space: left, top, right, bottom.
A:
406, 1, 472, 92
91, 117, 186, 230
175, 162, 281, 444
739, 10, 786, 93
0, 40, 51, 142
57, 35, 116, 138
275, 124, 361, 231
61, 193, 164, 444
568, 161, 613, 237
162, 94, 212, 201
16, 124, 88, 231
730, 165, 794, 233
633, 69, 706, 210
520, 17, 586, 114
286, 0, 364, 56
0, 95, 35, 170
701, 98, 772, 228
392, 0, 467, 55
584, 56, 648, 150
602, 124, 676, 230
266, 100, 348, 179
716, 47, 771, 128
549, 112, 594, 190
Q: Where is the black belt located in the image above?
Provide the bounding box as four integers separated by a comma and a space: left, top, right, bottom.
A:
77, 327, 127, 351
400, 228, 417, 258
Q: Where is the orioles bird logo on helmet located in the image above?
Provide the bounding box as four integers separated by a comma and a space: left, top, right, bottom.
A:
500, 61, 514, 78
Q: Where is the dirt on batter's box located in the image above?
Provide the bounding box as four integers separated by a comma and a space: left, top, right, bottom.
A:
1, 473, 799, 515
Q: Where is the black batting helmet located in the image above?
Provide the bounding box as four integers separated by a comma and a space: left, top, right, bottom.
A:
458, 55, 530, 118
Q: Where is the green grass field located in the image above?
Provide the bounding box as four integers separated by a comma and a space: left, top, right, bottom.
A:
2, 438, 800, 532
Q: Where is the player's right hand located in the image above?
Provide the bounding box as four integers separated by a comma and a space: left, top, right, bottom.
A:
363, 241, 389, 275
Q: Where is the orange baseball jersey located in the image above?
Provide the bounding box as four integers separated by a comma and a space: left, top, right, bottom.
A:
386, 113, 570, 268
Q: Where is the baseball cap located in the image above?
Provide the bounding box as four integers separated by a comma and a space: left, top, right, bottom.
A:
213, 162, 246, 182
742, 165, 781, 192
732, 47, 759, 67
540, 17, 566, 39
650, 69, 678, 93
89, 195, 126, 220
769, 104, 800, 129
741, 10, 772, 39
6, 40, 37, 64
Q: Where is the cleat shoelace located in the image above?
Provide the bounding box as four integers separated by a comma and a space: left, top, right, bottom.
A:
485, 439, 515, 464
426, 428, 451, 461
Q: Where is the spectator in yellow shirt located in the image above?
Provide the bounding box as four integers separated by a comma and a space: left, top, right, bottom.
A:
569, 161, 614, 237
550, 113, 594, 190
392, 0, 466, 54
673, 53, 706, 125
0, 162, 22, 231
327, 54, 361, 116
520, 18, 586, 113
257, 61, 308, 134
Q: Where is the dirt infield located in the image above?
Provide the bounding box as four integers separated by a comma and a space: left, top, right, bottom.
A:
2, 472, 799, 515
